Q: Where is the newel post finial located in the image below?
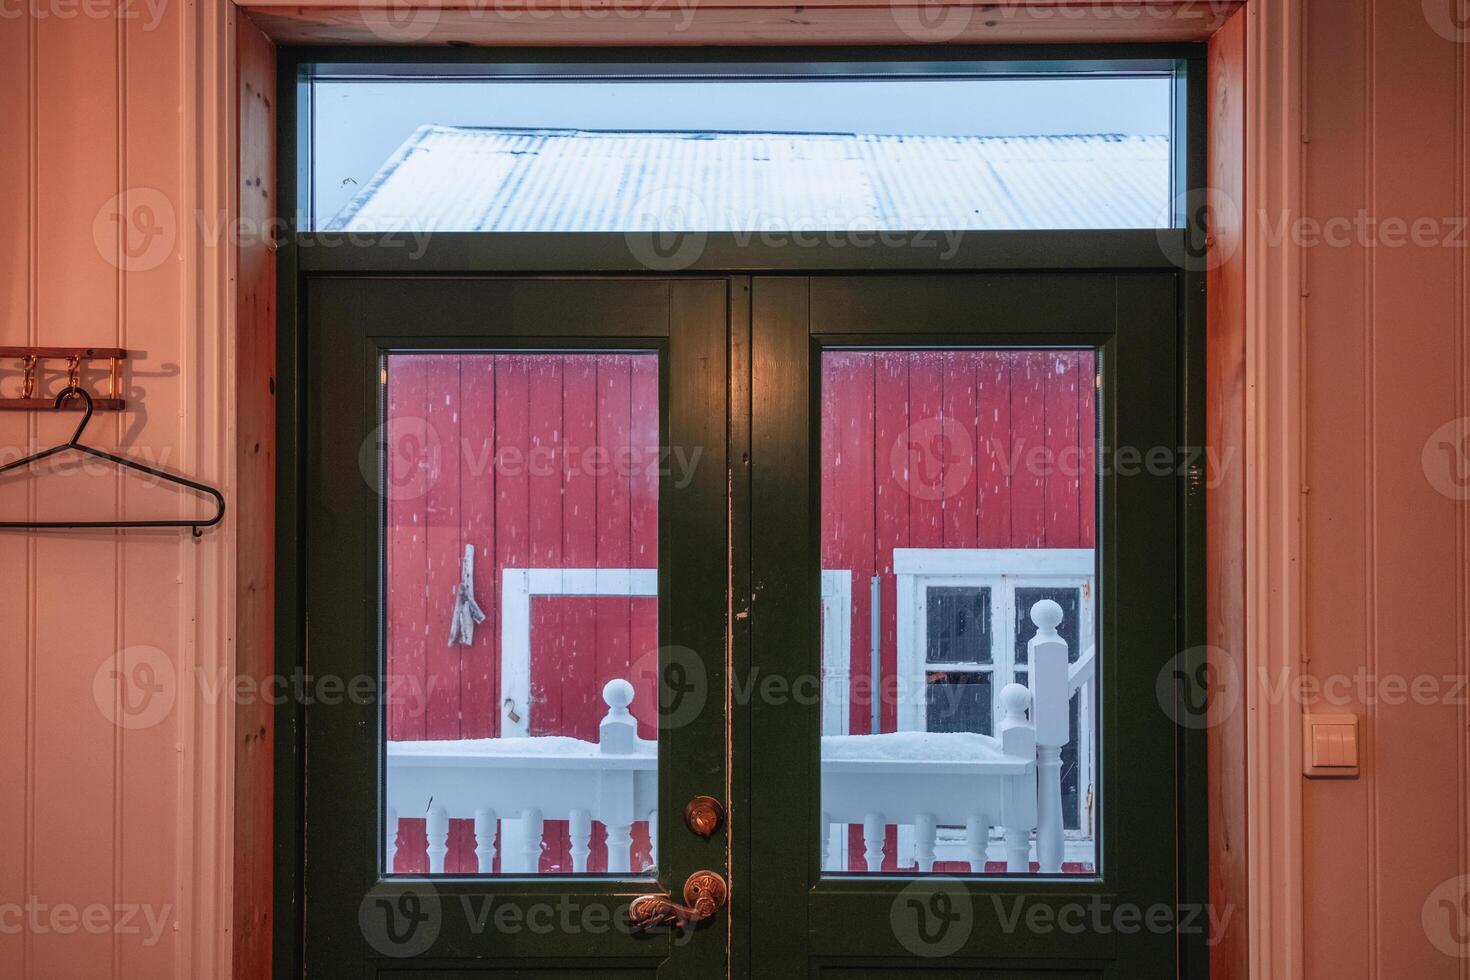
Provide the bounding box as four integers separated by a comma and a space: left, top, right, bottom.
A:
998, 683, 1035, 759
599, 679, 637, 754
1030, 598, 1063, 637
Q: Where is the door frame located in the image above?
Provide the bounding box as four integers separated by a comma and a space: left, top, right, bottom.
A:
271, 44, 1209, 978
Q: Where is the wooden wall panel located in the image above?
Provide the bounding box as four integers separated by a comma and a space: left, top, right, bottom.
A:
0, 15, 33, 978
1206, 8, 1248, 979
0, 15, 32, 980
0, 1, 222, 976
1300, 0, 1470, 976
30, 8, 122, 976
233, 16, 277, 979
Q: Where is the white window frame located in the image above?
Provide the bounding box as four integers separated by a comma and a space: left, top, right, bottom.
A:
499, 567, 658, 737
820, 570, 853, 737
894, 547, 1097, 867
496, 567, 659, 872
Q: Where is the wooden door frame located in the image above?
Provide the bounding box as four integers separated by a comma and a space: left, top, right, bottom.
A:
192, 3, 1286, 977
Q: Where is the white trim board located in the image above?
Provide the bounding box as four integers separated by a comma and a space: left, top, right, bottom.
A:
499, 567, 658, 737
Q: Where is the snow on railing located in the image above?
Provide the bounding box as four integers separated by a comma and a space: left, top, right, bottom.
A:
821, 599, 1071, 874
386, 600, 1075, 877
386, 678, 657, 874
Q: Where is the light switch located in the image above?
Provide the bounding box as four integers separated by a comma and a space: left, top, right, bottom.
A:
1303, 713, 1359, 778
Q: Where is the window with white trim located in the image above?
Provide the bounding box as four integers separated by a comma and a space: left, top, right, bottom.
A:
895, 548, 1096, 840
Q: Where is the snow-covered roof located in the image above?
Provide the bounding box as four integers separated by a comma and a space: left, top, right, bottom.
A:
327, 125, 1171, 232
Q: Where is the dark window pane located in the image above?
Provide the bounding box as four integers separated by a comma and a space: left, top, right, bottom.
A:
1062, 692, 1082, 832
926, 587, 992, 664
1014, 586, 1082, 666
926, 672, 993, 735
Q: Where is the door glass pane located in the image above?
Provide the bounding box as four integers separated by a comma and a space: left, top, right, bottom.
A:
382, 352, 660, 877
820, 349, 1098, 876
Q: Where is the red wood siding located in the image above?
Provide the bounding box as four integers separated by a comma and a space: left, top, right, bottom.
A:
385, 349, 1094, 876
385, 353, 659, 874
820, 350, 1097, 871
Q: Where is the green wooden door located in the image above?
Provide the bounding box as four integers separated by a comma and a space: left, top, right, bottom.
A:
741, 272, 1189, 978
300, 276, 731, 977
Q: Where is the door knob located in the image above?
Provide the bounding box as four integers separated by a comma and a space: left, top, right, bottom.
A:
628, 870, 728, 931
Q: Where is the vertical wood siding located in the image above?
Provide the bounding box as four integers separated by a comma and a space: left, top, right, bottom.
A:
0, 3, 224, 977
385, 353, 658, 874
821, 349, 1096, 871
1300, 1, 1470, 977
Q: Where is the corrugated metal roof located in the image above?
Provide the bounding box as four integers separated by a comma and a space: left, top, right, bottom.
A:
326, 125, 1171, 232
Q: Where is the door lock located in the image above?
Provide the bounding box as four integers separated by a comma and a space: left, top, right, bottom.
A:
683, 795, 725, 838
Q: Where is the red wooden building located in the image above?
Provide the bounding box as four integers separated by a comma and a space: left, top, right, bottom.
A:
385, 348, 1096, 874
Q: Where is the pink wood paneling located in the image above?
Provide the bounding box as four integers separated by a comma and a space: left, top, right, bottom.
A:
30, 8, 121, 976
1, 2, 202, 976
1300, 0, 1373, 973
1300, 1, 1470, 977
0, 15, 33, 977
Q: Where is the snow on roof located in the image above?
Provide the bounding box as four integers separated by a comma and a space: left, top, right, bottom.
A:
326, 125, 1172, 232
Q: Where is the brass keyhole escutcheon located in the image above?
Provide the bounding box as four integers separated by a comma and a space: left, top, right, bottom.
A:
684, 795, 725, 838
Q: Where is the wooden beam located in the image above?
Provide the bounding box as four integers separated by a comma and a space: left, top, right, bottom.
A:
233, 14, 278, 980
245, 0, 1240, 46
1206, 7, 1247, 979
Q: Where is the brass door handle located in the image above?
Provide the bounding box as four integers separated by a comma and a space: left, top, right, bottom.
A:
628, 870, 727, 931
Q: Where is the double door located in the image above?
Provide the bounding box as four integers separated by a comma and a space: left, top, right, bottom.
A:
298, 271, 1187, 977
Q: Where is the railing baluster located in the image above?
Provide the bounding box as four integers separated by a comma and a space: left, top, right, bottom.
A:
605, 820, 633, 874
821, 812, 839, 872
385, 807, 398, 874
474, 808, 497, 874
965, 815, 988, 873
862, 812, 885, 873
426, 806, 449, 875
914, 813, 938, 872
521, 808, 545, 874
569, 808, 592, 873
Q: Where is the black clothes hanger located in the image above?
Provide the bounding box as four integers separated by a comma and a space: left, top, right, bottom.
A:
0, 385, 225, 537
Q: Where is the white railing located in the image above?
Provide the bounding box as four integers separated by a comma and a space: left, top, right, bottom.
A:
386, 679, 657, 874
386, 599, 1074, 877
822, 599, 1072, 873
